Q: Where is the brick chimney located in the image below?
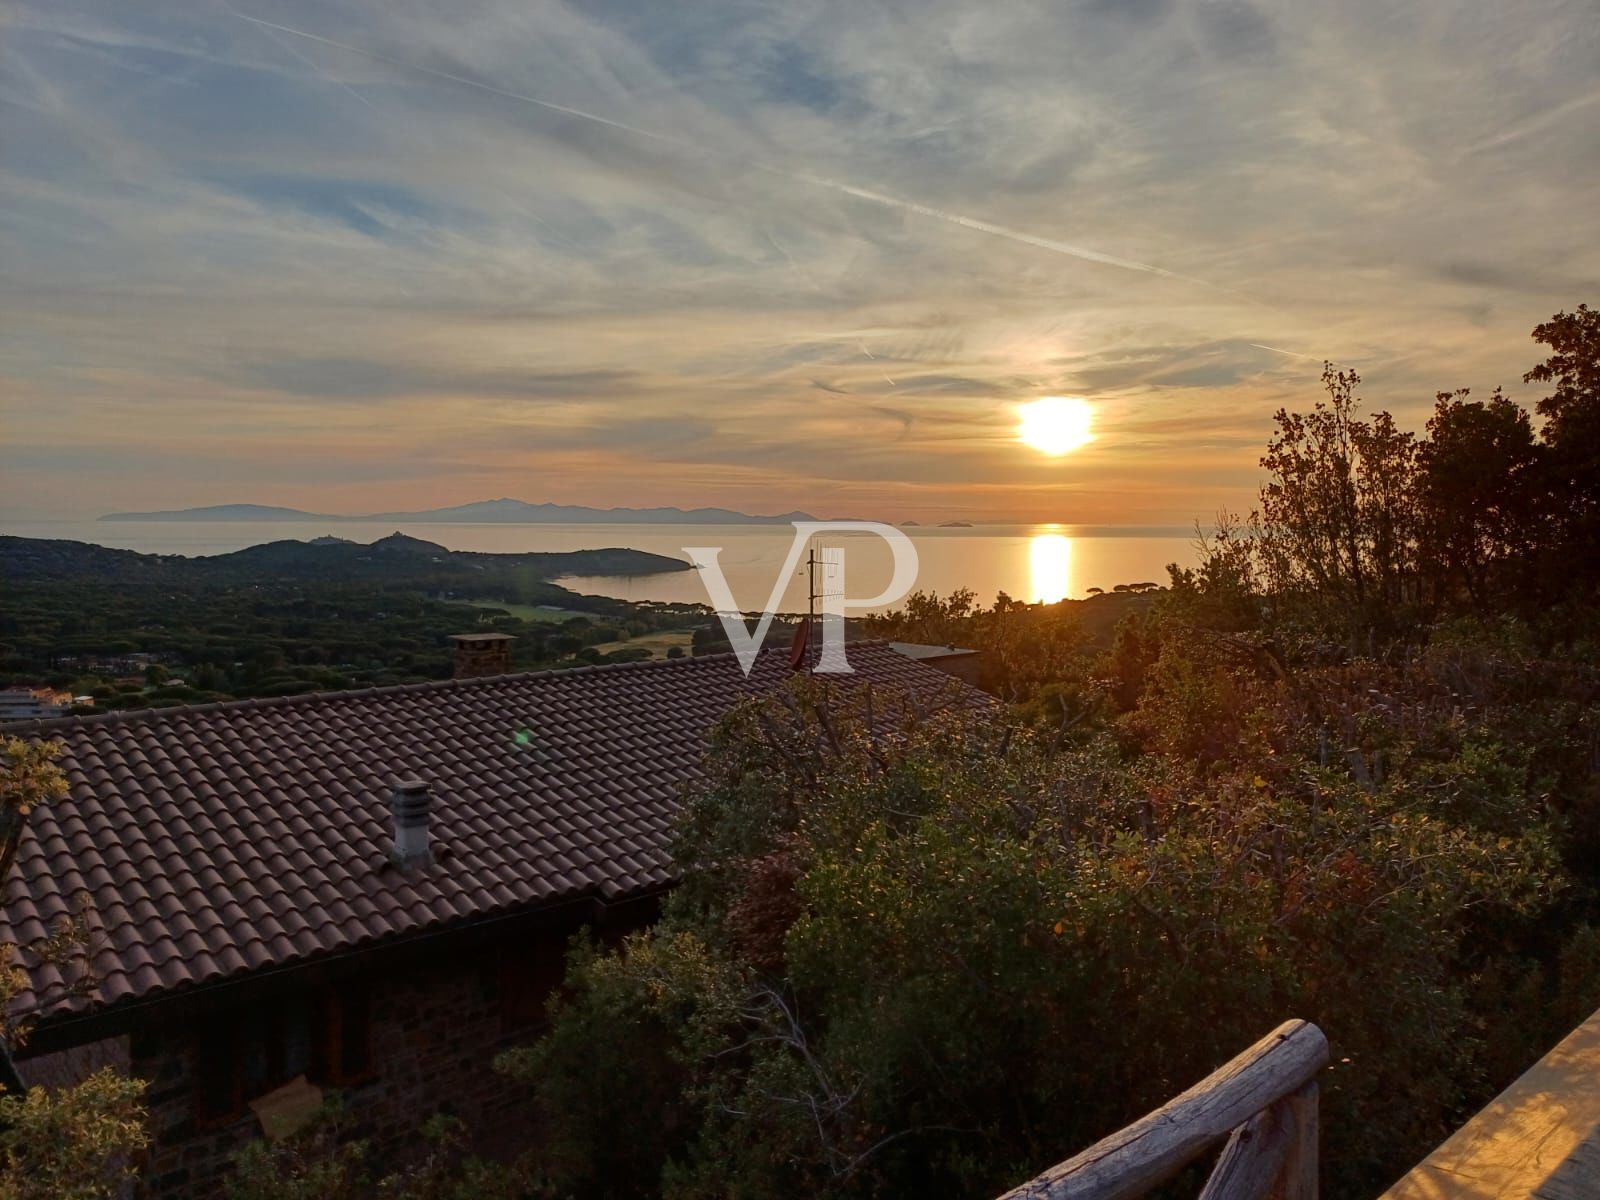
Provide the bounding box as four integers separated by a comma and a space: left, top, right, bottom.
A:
448, 632, 514, 679
390, 780, 432, 869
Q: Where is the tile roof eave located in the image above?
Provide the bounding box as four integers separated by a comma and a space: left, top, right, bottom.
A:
21, 875, 677, 1047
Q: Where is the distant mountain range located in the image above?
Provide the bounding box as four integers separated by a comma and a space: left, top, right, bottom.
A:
100, 498, 823, 525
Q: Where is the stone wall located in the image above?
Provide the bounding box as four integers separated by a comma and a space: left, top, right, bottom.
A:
130, 943, 541, 1199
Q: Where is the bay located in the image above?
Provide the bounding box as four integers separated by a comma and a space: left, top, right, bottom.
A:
0, 520, 1204, 614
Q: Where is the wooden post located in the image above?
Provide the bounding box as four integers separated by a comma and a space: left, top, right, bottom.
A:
1197, 1104, 1291, 1200
1278, 1081, 1319, 1200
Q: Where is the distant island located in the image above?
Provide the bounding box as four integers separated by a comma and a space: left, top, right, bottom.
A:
938, 520, 974, 528
100, 498, 823, 525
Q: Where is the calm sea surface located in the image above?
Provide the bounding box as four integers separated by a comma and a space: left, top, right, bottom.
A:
2, 520, 1204, 614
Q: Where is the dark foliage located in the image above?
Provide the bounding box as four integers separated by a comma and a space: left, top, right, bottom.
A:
502, 307, 1600, 1200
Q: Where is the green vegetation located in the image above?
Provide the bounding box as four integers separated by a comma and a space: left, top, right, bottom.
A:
1, 739, 149, 1200
493, 306, 1600, 1199
0, 1069, 148, 1200
862, 586, 1155, 700
225, 1110, 532, 1200
450, 600, 580, 623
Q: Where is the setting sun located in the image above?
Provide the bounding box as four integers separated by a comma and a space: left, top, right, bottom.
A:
1018, 397, 1095, 456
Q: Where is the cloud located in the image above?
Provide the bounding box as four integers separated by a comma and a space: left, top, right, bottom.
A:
2, 0, 1598, 523
224, 356, 640, 400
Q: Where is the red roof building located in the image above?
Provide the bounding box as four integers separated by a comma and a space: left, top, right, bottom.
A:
2, 644, 981, 1198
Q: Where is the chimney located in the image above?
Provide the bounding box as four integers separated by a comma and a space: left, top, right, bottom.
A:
390, 780, 432, 868
448, 632, 515, 680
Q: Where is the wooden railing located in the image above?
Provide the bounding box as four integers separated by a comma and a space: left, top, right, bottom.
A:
997, 1020, 1330, 1200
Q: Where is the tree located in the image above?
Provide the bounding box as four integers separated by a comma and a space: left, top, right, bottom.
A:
1353, 408, 1421, 608
224, 1108, 532, 1200
1257, 365, 1421, 626
1258, 366, 1368, 604
1526, 303, 1600, 450
1416, 389, 1541, 606
1525, 304, 1600, 589
0, 739, 148, 1200
861, 590, 1093, 701
0, 1070, 147, 1200
0, 740, 66, 888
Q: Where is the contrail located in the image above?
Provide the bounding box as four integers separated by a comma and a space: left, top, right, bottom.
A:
1461, 87, 1600, 158
1251, 342, 1369, 383
232, 11, 1221, 292
1250, 343, 1342, 366
233, 12, 693, 153
765, 229, 896, 385
790, 170, 1201, 284
237, 12, 384, 117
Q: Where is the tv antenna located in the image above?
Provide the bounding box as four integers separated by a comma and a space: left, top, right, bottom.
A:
793, 539, 847, 675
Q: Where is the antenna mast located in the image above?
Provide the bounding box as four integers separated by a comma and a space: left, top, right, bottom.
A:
806, 542, 817, 676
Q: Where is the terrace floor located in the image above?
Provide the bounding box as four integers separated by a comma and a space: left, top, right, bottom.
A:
1380, 1008, 1600, 1200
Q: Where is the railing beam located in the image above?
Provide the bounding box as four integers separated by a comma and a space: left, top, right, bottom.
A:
996, 1020, 1329, 1200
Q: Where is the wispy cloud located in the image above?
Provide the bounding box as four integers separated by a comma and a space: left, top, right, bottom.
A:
2, 0, 1597, 523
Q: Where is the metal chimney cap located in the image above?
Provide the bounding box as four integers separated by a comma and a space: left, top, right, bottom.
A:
390, 781, 433, 864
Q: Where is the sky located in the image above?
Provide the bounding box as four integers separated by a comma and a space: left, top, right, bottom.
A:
3, 0, 1597, 524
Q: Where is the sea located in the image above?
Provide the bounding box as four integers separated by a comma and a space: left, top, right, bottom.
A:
2, 520, 1205, 615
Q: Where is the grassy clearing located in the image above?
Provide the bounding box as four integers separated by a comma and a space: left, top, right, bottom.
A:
590, 630, 695, 658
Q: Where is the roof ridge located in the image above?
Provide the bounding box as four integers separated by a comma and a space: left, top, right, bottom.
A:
10, 641, 895, 737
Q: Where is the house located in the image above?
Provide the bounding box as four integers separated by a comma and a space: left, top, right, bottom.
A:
887, 642, 984, 688
0, 686, 74, 723
0, 643, 981, 1199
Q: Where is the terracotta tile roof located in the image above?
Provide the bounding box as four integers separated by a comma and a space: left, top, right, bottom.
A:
1, 644, 981, 1021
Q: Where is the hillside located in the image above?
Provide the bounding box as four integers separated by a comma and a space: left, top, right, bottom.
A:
0, 533, 689, 589
0, 533, 709, 706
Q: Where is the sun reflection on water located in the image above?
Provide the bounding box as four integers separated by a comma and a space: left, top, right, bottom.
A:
1029, 533, 1072, 604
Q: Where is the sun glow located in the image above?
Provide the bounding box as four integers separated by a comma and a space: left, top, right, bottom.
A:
1018, 397, 1094, 456
1029, 533, 1072, 604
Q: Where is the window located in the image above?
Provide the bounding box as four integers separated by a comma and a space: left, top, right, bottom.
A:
194, 997, 310, 1125
317, 984, 373, 1085
194, 1020, 241, 1125
499, 943, 566, 1032
193, 983, 373, 1124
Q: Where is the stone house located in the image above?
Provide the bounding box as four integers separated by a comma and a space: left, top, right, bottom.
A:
0, 642, 976, 1198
